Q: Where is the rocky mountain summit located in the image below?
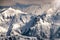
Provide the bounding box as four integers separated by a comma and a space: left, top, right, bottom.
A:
0, 7, 60, 40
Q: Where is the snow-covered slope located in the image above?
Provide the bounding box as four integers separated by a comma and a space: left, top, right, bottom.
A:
0, 7, 60, 40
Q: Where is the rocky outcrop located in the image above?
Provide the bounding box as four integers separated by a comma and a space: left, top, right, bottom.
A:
0, 7, 60, 40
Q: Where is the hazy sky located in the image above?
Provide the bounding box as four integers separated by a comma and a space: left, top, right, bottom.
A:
0, 0, 53, 6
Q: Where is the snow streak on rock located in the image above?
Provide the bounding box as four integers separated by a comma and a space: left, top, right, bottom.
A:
0, 7, 60, 40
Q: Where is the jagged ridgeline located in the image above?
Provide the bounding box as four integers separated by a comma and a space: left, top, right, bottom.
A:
0, 7, 60, 40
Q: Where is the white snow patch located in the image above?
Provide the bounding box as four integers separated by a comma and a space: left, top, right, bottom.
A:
2, 7, 27, 18
0, 26, 7, 33
12, 23, 20, 30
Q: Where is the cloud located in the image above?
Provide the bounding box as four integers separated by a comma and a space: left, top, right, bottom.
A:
0, 0, 53, 6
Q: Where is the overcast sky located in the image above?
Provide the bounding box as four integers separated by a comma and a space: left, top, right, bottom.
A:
0, 0, 53, 6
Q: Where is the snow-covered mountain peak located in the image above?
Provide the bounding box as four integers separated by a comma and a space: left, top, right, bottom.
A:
2, 7, 27, 18
0, 6, 60, 40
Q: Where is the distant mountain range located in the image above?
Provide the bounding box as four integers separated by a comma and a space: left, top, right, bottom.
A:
0, 5, 60, 40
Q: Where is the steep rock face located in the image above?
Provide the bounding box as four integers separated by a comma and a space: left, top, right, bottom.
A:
0, 7, 60, 40
0, 7, 34, 36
